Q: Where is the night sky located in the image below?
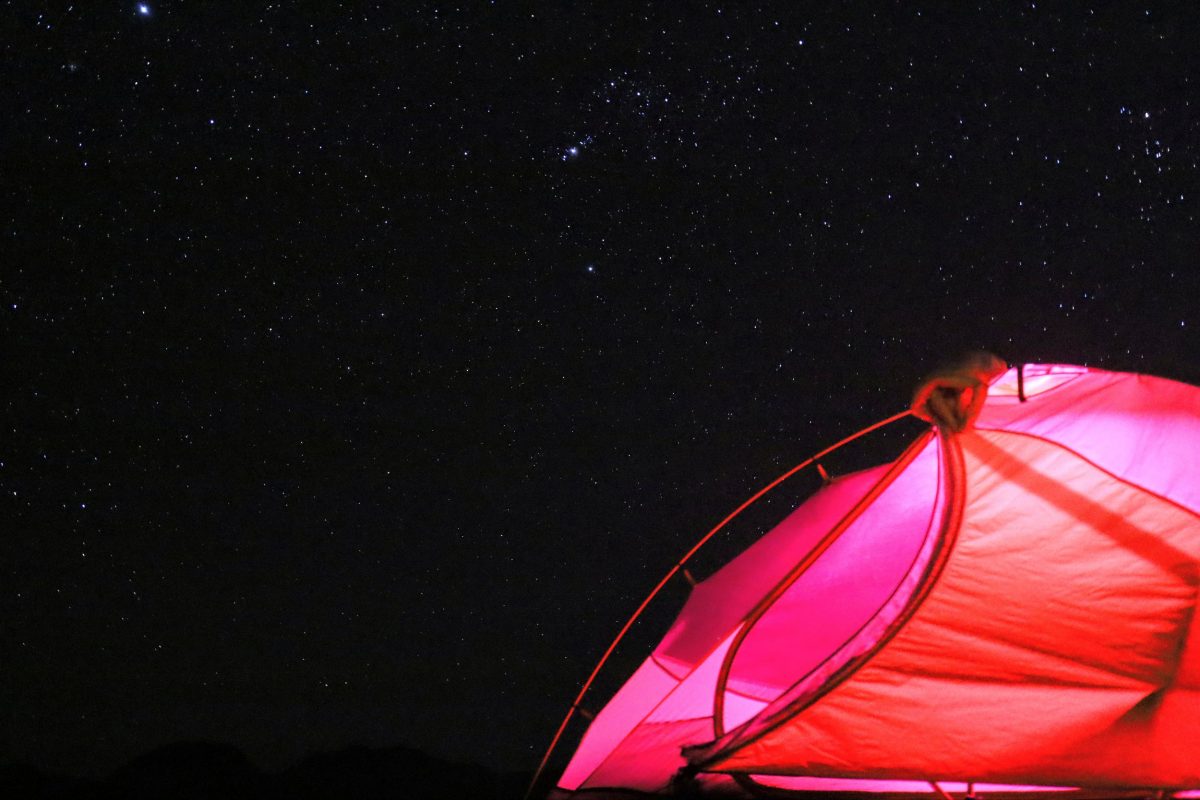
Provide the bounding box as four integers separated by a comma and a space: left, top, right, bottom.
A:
6, 1, 1200, 784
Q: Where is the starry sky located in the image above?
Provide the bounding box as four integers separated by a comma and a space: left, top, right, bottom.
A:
5, 0, 1200, 782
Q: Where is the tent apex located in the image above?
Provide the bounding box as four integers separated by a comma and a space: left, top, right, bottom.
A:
911, 351, 1007, 431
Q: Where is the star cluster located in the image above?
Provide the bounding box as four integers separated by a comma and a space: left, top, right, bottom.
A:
4, 2, 1200, 784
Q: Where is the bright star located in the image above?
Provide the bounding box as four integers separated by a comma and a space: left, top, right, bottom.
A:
137, 3, 151, 16
561, 135, 594, 162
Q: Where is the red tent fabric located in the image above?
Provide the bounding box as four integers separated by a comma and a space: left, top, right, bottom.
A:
549, 363, 1200, 798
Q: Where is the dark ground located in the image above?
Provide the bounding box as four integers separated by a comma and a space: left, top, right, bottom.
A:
1, 742, 529, 800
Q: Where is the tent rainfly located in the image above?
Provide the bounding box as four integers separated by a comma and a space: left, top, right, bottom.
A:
539, 359, 1200, 799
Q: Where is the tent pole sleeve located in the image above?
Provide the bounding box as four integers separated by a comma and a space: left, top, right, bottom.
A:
710, 429, 935, 740
524, 409, 914, 800
694, 428, 966, 775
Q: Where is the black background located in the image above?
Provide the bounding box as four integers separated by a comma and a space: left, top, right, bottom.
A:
5, 1, 1199, 782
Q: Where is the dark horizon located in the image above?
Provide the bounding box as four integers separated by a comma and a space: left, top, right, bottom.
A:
3, 738, 509, 784
3, 739, 530, 800
7, 1, 1199, 788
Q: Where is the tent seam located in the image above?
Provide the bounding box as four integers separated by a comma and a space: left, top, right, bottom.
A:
972, 427, 1200, 524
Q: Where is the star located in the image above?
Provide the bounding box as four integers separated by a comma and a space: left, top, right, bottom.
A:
137, 4, 151, 16
560, 135, 594, 162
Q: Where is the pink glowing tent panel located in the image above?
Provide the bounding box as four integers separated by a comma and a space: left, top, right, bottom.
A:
561, 438, 945, 794
552, 363, 1200, 798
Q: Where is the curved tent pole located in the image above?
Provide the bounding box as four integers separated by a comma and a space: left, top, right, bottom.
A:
717, 429, 967, 797
525, 409, 915, 800
710, 429, 936, 742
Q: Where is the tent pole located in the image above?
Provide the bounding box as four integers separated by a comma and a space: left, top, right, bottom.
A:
930, 781, 956, 800
707, 428, 939, 747
524, 409, 914, 800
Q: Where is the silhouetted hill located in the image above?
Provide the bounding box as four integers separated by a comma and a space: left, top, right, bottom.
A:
0, 742, 529, 800
105, 741, 262, 799
0, 762, 99, 799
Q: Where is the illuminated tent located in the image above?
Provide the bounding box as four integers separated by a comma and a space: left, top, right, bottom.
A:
541, 361, 1200, 799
